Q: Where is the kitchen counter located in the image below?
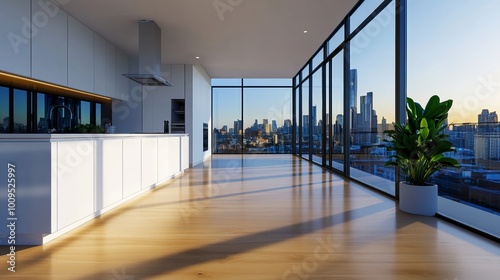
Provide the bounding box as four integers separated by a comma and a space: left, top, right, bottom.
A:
0, 133, 189, 245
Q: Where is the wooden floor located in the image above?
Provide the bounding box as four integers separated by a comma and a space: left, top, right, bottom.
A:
1, 155, 500, 279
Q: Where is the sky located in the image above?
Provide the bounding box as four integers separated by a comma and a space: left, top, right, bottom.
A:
213, 86, 292, 129
407, 0, 500, 123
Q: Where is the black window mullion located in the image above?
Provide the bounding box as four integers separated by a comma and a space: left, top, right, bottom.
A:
328, 60, 333, 168
240, 78, 244, 154
308, 67, 313, 162
395, 0, 407, 199
343, 17, 351, 177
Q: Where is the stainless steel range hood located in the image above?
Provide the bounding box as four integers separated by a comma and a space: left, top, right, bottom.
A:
123, 20, 172, 86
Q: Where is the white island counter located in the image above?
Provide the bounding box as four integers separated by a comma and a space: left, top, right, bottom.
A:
0, 133, 189, 245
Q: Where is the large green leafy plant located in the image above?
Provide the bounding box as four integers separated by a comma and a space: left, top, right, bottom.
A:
384, 95, 459, 185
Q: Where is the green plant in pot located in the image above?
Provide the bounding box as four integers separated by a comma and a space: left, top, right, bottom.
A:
384, 95, 459, 216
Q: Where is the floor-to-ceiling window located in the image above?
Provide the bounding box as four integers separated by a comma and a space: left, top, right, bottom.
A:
312, 66, 323, 163
331, 51, 344, 171
301, 78, 310, 159
212, 86, 242, 154
212, 78, 292, 154
348, 1, 396, 195
408, 0, 500, 236
292, 0, 500, 238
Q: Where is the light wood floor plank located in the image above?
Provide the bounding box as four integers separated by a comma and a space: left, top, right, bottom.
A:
1, 154, 499, 279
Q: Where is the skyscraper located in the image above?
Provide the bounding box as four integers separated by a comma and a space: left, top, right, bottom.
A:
234, 119, 242, 135
311, 106, 317, 127
349, 69, 357, 110
349, 69, 358, 133
478, 109, 498, 123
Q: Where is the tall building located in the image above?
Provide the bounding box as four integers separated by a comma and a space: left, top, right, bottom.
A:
478, 109, 498, 133
478, 109, 498, 123
234, 119, 242, 136
349, 69, 357, 110
271, 120, 277, 132
311, 106, 317, 128
283, 119, 292, 134
355, 91, 378, 145
303, 115, 310, 136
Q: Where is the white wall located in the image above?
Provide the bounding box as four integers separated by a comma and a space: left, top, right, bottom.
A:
186, 65, 212, 166
0, 0, 131, 101
142, 64, 185, 133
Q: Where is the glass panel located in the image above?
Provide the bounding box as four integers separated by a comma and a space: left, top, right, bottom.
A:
243, 88, 292, 153
301, 79, 310, 158
243, 78, 292, 87
96, 103, 102, 126
332, 52, 344, 171
80, 101, 91, 125
328, 26, 344, 55
0, 86, 9, 133
325, 64, 331, 167
294, 87, 300, 155
312, 69, 323, 163
36, 93, 47, 133
349, 3, 395, 195
408, 0, 500, 236
302, 64, 310, 81
311, 48, 324, 70
13, 89, 27, 133
213, 88, 242, 153
349, 0, 384, 33
211, 78, 242, 86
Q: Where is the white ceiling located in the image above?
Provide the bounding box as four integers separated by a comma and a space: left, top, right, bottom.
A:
60, 0, 358, 78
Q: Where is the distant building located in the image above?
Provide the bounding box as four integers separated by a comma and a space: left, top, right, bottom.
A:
475, 133, 500, 160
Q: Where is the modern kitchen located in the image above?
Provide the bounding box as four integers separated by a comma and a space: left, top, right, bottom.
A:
0, 0, 211, 245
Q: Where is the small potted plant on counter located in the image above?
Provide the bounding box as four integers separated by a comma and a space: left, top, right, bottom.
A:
384, 95, 460, 216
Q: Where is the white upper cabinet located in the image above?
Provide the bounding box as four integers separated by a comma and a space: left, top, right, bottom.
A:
0, 0, 31, 77
106, 41, 116, 98
68, 16, 94, 92
31, 0, 68, 86
93, 34, 107, 95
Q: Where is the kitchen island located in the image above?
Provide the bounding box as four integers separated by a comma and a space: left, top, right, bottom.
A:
0, 133, 189, 245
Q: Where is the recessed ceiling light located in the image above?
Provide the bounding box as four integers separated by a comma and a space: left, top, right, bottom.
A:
303, 30, 308, 34
195, 56, 200, 59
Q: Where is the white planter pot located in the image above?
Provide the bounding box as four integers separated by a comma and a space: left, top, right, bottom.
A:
399, 181, 437, 216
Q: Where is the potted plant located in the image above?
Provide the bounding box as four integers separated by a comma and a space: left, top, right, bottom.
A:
384, 95, 460, 216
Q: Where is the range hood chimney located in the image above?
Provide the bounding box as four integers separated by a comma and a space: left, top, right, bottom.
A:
123, 20, 172, 86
